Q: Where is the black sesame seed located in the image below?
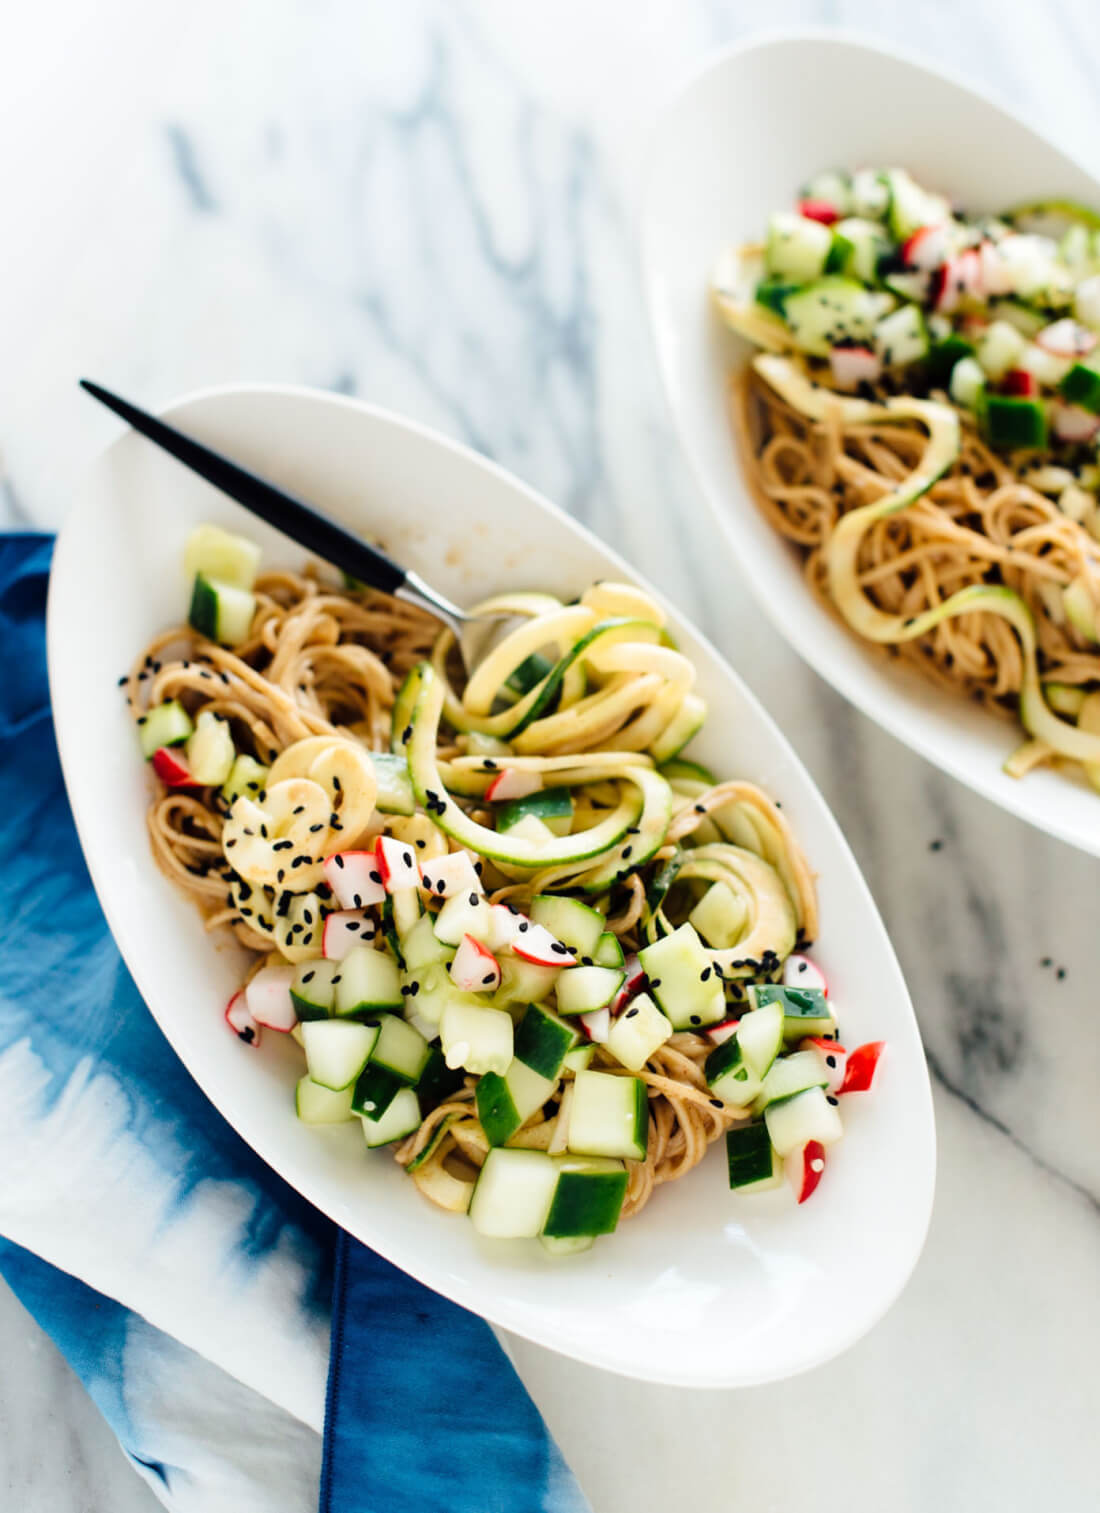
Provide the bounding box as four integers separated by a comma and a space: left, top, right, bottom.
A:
293, 805, 305, 816
482, 973, 496, 985
518, 921, 529, 933
370, 871, 382, 885
709, 1099, 724, 1110
331, 975, 341, 985
310, 823, 324, 833
483, 759, 498, 770
700, 967, 711, 981
409, 980, 419, 997
827, 1095, 839, 1106
551, 942, 568, 955
468, 893, 479, 907
277, 869, 285, 884
826, 1055, 837, 1068
302, 971, 315, 984
622, 846, 633, 859
225, 839, 237, 848
694, 803, 705, 815
332, 776, 341, 791
649, 978, 661, 989
416, 839, 426, 849
402, 725, 413, 744
625, 1007, 639, 1019
581, 956, 594, 967
1040, 956, 1052, 968
400, 984, 411, 996
1057, 967, 1066, 980
929, 838, 943, 852
273, 839, 294, 851
117, 674, 128, 687
690, 1015, 701, 1025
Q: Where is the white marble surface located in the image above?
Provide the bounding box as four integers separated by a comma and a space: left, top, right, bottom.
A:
3, 1, 1100, 1509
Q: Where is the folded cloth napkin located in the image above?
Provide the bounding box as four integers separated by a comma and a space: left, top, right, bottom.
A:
0, 534, 589, 1513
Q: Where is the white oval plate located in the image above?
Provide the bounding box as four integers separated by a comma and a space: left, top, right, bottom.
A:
641, 31, 1100, 858
48, 383, 934, 1386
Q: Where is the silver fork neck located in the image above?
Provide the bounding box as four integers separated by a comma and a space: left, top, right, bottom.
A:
395, 570, 467, 639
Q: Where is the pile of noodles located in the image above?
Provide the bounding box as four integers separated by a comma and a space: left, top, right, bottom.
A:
734, 367, 1100, 759
127, 568, 817, 1219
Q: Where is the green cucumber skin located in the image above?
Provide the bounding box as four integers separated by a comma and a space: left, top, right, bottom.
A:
416, 1046, 466, 1114
495, 786, 574, 832
390, 666, 425, 754
189, 573, 219, 640
351, 1062, 403, 1120
513, 1004, 579, 1080
543, 1169, 628, 1238
290, 992, 331, 1023
726, 1122, 775, 1188
508, 618, 661, 739
476, 1072, 521, 1146
592, 931, 625, 969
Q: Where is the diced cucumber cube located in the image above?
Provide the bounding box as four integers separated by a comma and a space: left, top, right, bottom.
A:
749, 983, 836, 1040
1060, 357, 1100, 413
592, 932, 625, 969
976, 319, 1026, 380
221, 753, 269, 805
824, 228, 854, 275
754, 277, 799, 315
495, 787, 574, 838
529, 895, 606, 958
705, 1034, 762, 1108
982, 395, 1048, 450
513, 1002, 579, 1080
832, 216, 889, 282
369, 752, 416, 816
689, 881, 747, 950
476, 1060, 556, 1146
184, 523, 262, 590
361, 1086, 421, 1148
555, 965, 625, 1016
188, 572, 256, 647
605, 992, 672, 1072
302, 1018, 380, 1091
440, 1001, 513, 1076
495, 956, 560, 1006
562, 1044, 594, 1074
433, 890, 493, 947
139, 700, 193, 759
291, 958, 340, 1021
751, 1049, 829, 1113
351, 1060, 403, 1119
334, 945, 403, 1018
735, 1000, 785, 1080
874, 303, 929, 368
295, 1076, 355, 1124
638, 922, 725, 1029
782, 277, 886, 357
766, 211, 832, 283
400, 914, 454, 972
926, 334, 975, 384
543, 1155, 627, 1238
726, 1123, 783, 1191
416, 1045, 466, 1114
949, 356, 987, 411
539, 1233, 595, 1256
469, 1149, 558, 1238
764, 1085, 844, 1157
389, 888, 422, 940
370, 1014, 431, 1084
567, 1070, 648, 1162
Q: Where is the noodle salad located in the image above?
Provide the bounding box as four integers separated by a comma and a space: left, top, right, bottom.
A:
714, 168, 1100, 785
125, 524, 883, 1253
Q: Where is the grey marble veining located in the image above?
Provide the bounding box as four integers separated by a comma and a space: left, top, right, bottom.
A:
3, 1, 1100, 1509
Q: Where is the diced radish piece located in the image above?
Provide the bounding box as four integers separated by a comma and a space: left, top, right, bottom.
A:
1001, 369, 1039, 398
245, 964, 297, 1032
579, 1006, 610, 1043
782, 954, 828, 994
376, 835, 420, 893
152, 746, 194, 786
902, 223, 950, 271
1036, 318, 1097, 359
933, 249, 980, 312
610, 955, 645, 1015
1051, 400, 1100, 443
512, 920, 576, 968
838, 1040, 885, 1094
705, 1016, 741, 1046
977, 240, 1014, 297
800, 1036, 849, 1093
418, 849, 482, 900
829, 345, 882, 391
225, 990, 262, 1047
797, 198, 838, 225
487, 903, 524, 953
323, 851, 386, 910
785, 1140, 827, 1203
450, 933, 501, 992
322, 910, 377, 960
485, 768, 544, 802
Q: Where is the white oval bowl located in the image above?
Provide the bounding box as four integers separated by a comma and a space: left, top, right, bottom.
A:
48, 383, 934, 1386
641, 31, 1100, 858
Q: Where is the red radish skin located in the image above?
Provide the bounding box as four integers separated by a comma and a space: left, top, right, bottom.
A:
800, 1036, 849, 1094
782, 954, 828, 994
1000, 369, 1038, 398
1036, 318, 1097, 358
902, 223, 949, 271
245, 964, 298, 1032
152, 746, 194, 786
829, 345, 882, 391
785, 1140, 827, 1203
838, 1041, 885, 1094
797, 198, 838, 225
322, 910, 375, 961
485, 769, 544, 803
704, 1017, 741, 1046
512, 921, 576, 968
450, 933, 501, 992
376, 835, 420, 893
579, 1007, 610, 1043
322, 851, 386, 910
225, 991, 262, 1047
609, 956, 645, 1015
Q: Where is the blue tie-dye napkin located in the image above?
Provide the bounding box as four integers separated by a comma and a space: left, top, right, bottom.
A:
0, 534, 589, 1513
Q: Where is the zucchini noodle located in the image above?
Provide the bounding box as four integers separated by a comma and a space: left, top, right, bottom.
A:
129, 564, 820, 1224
